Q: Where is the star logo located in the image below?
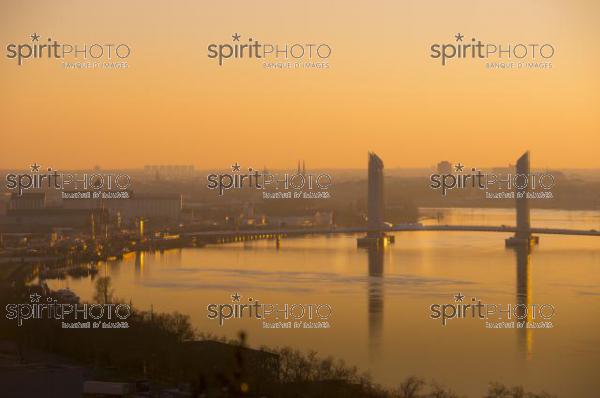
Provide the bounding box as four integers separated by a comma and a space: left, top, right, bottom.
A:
29, 293, 41, 303
231, 292, 241, 302
455, 33, 464, 42
231, 163, 241, 172
31, 33, 40, 42
232, 33, 241, 42
454, 293, 465, 302
454, 163, 464, 172
31, 163, 41, 172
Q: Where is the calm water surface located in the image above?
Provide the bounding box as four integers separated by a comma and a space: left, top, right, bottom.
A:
48, 208, 600, 397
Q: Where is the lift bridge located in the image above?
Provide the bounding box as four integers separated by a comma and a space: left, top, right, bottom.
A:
183, 152, 600, 246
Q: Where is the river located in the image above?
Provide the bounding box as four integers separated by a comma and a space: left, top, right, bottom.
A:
47, 208, 600, 397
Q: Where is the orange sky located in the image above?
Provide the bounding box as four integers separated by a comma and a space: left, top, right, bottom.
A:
1, 0, 599, 169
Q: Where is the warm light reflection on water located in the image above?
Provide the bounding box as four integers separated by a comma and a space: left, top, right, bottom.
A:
48, 208, 600, 397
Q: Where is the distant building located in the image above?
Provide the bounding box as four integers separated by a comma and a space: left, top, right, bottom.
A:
491, 165, 514, 174
120, 193, 182, 222
239, 203, 267, 226
144, 165, 195, 180
0, 194, 8, 216
62, 191, 182, 223
314, 211, 334, 226
437, 161, 452, 174
9, 192, 46, 210
0, 208, 108, 230
296, 160, 306, 175
268, 211, 333, 228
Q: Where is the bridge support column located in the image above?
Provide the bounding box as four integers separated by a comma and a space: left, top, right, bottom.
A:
358, 152, 393, 248
358, 234, 393, 248
506, 151, 539, 248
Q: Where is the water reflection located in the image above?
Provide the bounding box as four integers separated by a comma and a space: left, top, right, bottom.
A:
367, 247, 384, 360
135, 250, 145, 279
366, 242, 536, 361
514, 246, 533, 359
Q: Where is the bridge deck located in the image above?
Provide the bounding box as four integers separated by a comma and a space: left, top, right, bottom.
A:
183, 225, 600, 238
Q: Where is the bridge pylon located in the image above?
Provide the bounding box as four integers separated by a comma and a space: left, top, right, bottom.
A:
505, 151, 539, 248
358, 152, 394, 248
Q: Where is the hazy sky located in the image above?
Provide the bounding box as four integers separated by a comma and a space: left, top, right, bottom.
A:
1, 0, 599, 169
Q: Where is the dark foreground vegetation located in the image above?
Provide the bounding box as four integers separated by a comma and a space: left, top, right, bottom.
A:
0, 275, 558, 397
